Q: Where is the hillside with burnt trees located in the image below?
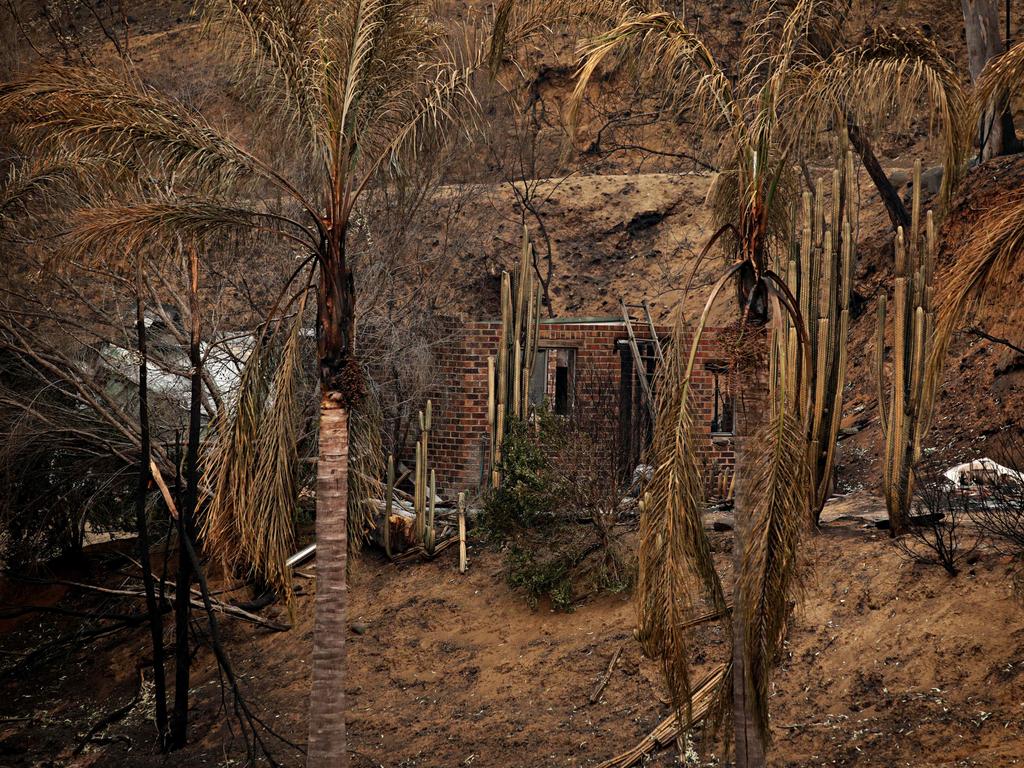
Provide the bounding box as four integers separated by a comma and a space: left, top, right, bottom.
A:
1, 1, 1024, 767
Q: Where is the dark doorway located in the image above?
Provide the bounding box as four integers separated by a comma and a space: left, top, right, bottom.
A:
617, 339, 656, 475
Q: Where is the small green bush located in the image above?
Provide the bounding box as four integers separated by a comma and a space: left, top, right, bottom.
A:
482, 411, 565, 535
484, 404, 635, 612
505, 544, 575, 611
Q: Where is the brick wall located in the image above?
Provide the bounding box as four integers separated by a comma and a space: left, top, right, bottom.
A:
407, 318, 735, 497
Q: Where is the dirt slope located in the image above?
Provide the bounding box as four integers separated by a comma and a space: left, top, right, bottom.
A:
3, 503, 1023, 767
835, 153, 1024, 493
432, 171, 735, 323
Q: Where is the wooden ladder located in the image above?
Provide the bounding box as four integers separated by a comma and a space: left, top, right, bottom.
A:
619, 298, 663, 419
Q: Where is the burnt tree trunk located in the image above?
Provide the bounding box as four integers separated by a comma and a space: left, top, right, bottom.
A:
134, 268, 169, 747
307, 235, 360, 768
171, 249, 203, 749
847, 118, 910, 231
963, 0, 1021, 158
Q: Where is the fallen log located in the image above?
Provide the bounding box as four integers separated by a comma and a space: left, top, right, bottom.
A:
593, 664, 728, 768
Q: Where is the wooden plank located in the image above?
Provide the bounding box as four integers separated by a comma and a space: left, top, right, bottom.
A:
619, 299, 656, 419
641, 299, 664, 365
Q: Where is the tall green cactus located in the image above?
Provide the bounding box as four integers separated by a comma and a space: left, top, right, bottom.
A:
772, 151, 857, 523
876, 160, 936, 536
488, 226, 541, 488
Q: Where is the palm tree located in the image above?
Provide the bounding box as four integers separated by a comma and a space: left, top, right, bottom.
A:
548, 0, 968, 763
1, 2, 486, 764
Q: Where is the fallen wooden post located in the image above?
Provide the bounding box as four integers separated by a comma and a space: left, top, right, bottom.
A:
589, 643, 623, 704
457, 492, 467, 574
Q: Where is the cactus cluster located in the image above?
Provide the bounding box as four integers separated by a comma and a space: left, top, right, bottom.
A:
876, 160, 937, 535
772, 151, 856, 523
414, 399, 435, 551
487, 227, 542, 488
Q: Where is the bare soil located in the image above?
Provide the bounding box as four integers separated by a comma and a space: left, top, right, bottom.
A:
2, 501, 1023, 767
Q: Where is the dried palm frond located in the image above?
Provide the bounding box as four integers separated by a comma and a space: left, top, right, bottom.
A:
736, 384, 809, 744
930, 186, 1024, 398
569, 10, 740, 152
487, 0, 637, 73
974, 38, 1024, 110
201, 0, 321, 151
0, 158, 84, 229
740, 0, 852, 81
0, 65, 295, 204
242, 302, 308, 600
972, 39, 1024, 141
637, 315, 727, 726
56, 201, 318, 269
201, 330, 271, 585
787, 26, 969, 207
345, 379, 384, 554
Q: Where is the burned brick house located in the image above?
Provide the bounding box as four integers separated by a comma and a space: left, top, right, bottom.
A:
415, 315, 735, 497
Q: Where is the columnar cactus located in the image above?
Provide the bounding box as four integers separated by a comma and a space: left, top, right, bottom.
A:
876, 160, 936, 535
488, 226, 541, 488
773, 151, 856, 523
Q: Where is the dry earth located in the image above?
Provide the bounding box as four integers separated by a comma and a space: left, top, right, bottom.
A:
2, 497, 1023, 767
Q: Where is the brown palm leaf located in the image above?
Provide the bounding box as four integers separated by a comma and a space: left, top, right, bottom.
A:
736, 385, 809, 745
637, 315, 728, 726
930, 186, 1024, 398
787, 26, 969, 207
568, 9, 739, 151
202, 330, 271, 583
973, 39, 1024, 131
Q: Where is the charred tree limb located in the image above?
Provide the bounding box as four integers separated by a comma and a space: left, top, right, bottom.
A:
847, 118, 910, 231
964, 326, 1024, 357
135, 268, 170, 746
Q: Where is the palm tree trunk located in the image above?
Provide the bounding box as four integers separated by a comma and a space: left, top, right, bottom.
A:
962, 0, 1021, 159
307, 401, 349, 767
732, 433, 767, 768
307, 238, 358, 768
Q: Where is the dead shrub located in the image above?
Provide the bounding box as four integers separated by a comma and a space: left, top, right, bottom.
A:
893, 463, 983, 577
964, 431, 1024, 556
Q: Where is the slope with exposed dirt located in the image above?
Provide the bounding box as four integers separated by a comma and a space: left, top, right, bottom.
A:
3, 1, 1024, 766
1, 501, 1023, 767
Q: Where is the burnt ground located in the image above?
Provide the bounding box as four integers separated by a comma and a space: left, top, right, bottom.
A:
2, 500, 1023, 768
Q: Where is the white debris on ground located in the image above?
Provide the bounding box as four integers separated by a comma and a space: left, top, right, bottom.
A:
942, 458, 1024, 488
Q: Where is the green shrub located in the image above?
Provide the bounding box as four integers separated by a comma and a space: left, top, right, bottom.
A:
483, 410, 634, 610
482, 411, 565, 535
505, 544, 576, 611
